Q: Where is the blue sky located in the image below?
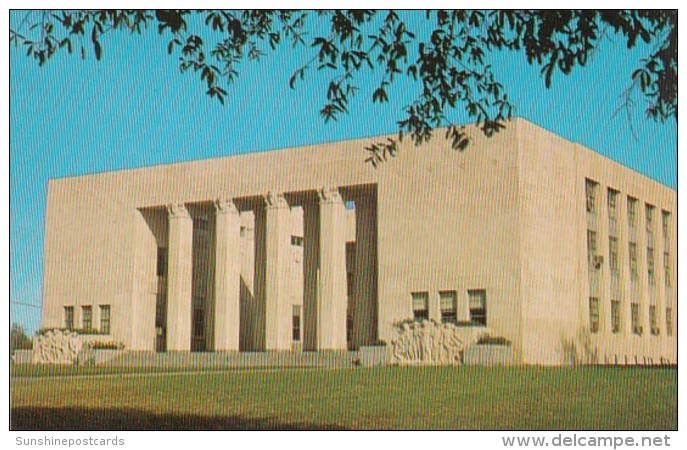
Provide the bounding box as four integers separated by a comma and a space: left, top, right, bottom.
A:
10, 11, 677, 333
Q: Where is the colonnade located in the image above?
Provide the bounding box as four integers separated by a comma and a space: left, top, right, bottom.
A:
163, 186, 377, 352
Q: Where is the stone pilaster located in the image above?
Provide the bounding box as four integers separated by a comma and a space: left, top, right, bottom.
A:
212, 196, 241, 351
317, 187, 348, 350
166, 202, 193, 351
256, 192, 292, 351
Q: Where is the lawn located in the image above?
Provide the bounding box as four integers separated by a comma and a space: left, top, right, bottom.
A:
11, 366, 676, 430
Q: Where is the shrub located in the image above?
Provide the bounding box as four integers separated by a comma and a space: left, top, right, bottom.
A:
36, 327, 107, 336
476, 334, 511, 346
10, 323, 32, 353
392, 317, 440, 328
87, 340, 125, 350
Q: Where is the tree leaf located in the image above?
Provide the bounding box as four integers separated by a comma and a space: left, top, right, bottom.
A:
94, 41, 102, 60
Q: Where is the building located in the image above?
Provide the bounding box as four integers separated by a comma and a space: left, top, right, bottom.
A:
41, 118, 676, 365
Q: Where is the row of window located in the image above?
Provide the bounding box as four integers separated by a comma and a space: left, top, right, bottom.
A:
589, 297, 673, 337
64, 305, 111, 334
411, 290, 487, 326
586, 180, 673, 289
587, 232, 672, 287
586, 181, 672, 241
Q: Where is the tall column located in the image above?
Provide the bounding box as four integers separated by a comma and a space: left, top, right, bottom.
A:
166, 203, 193, 351
317, 187, 348, 350
352, 193, 378, 349
212, 196, 241, 352
255, 192, 292, 351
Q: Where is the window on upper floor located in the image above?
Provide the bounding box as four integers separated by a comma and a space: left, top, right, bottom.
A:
587, 230, 598, 269
608, 189, 618, 222
629, 243, 638, 281
645, 204, 655, 246
645, 204, 654, 230
585, 179, 598, 214
589, 297, 600, 333
647, 247, 655, 286
631, 303, 641, 335
627, 197, 638, 228
610, 300, 621, 334
649, 305, 659, 336
662, 210, 671, 253
193, 216, 209, 231
609, 237, 619, 277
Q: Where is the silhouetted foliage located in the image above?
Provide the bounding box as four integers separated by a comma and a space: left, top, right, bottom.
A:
10, 323, 32, 354
11, 10, 676, 165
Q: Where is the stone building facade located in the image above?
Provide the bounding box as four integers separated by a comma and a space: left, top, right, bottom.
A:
41, 119, 676, 365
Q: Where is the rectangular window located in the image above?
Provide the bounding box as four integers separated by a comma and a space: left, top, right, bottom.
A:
610, 300, 621, 334
607, 189, 618, 221
646, 204, 654, 245
587, 230, 598, 268
411, 292, 429, 321
647, 247, 655, 285
82, 306, 93, 330
631, 303, 641, 335
662, 210, 670, 241
99, 305, 111, 334
439, 291, 457, 324
585, 179, 598, 213
664, 252, 671, 287
64, 306, 74, 330
292, 305, 301, 342
627, 197, 638, 228
645, 204, 654, 230
589, 297, 600, 333
629, 243, 638, 280
193, 308, 205, 338
609, 237, 619, 276
649, 305, 659, 336
666, 307, 673, 337
157, 247, 168, 277
291, 235, 304, 247
468, 290, 487, 326
193, 217, 209, 231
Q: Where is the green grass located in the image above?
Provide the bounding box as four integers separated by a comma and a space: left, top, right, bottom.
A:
11, 366, 676, 430
10, 363, 216, 378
